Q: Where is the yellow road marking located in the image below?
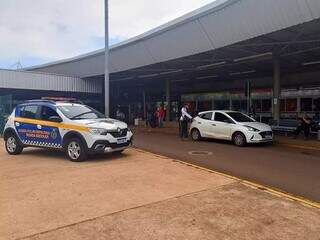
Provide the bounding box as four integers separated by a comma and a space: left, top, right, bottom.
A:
134, 148, 320, 209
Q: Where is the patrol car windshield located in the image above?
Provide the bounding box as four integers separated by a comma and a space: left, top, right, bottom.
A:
58, 105, 105, 120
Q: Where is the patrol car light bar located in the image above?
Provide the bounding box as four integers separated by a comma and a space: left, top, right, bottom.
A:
41, 97, 83, 104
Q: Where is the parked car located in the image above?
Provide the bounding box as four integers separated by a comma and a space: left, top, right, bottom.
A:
3, 100, 133, 161
190, 110, 273, 146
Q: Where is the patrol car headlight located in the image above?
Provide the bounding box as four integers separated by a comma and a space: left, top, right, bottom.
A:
89, 128, 106, 135
244, 125, 259, 132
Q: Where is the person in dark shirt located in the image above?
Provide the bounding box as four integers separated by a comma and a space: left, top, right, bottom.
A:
293, 113, 312, 139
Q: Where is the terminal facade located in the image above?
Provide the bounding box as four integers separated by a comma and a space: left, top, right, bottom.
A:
1, 0, 320, 125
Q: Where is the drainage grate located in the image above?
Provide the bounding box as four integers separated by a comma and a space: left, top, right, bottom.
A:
188, 151, 213, 156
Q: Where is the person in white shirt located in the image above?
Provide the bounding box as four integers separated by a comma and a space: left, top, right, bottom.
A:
179, 103, 193, 139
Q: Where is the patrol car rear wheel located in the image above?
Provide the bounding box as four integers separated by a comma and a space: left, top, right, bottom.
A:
5, 134, 23, 155
66, 138, 87, 162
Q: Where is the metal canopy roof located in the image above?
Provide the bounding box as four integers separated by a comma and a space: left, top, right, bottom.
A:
0, 69, 102, 93
109, 18, 320, 87
27, 0, 320, 79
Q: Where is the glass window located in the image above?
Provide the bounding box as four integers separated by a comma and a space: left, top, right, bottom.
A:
58, 105, 104, 119
261, 99, 272, 112
280, 99, 285, 112
198, 101, 212, 112
286, 99, 297, 112
314, 98, 320, 112
232, 100, 241, 111
301, 98, 312, 112
41, 106, 61, 121
200, 112, 213, 120
226, 112, 255, 122
214, 100, 230, 110
20, 105, 39, 119
240, 100, 247, 113
252, 99, 262, 112
214, 112, 232, 123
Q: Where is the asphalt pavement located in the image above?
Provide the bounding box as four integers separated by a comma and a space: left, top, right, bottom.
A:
133, 129, 320, 202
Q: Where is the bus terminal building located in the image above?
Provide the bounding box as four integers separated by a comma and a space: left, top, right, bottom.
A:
1, 0, 320, 125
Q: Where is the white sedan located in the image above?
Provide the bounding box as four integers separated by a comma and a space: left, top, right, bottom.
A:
190, 110, 273, 146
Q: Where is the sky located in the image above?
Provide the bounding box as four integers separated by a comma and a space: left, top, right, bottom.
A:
0, 0, 215, 69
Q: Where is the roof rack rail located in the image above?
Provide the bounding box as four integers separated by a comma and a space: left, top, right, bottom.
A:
24, 98, 83, 105
25, 99, 56, 104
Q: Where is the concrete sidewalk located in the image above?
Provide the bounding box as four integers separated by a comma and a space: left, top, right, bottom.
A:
0, 144, 319, 240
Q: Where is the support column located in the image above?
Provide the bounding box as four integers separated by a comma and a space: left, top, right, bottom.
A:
142, 89, 146, 121
104, 0, 110, 117
166, 79, 171, 121
273, 55, 281, 122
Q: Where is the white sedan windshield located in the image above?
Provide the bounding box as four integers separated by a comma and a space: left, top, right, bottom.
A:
226, 112, 255, 122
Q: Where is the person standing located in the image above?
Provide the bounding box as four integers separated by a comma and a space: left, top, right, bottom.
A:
146, 109, 152, 127
116, 108, 125, 122
179, 103, 193, 140
293, 113, 312, 139
156, 105, 165, 128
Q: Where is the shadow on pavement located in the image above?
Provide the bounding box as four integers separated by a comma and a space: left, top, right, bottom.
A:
21, 147, 130, 163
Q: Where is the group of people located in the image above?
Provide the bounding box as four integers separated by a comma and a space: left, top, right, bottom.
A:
145, 103, 193, 140
146, 105, 165, 128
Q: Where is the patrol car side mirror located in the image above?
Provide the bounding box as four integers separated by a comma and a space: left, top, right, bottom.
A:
48, 116, 62, 123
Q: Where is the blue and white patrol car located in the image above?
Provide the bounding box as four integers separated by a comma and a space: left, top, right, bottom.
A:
3, 100, 133, 161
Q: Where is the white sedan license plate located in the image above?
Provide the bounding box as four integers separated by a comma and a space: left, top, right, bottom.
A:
117, 138, 127, 144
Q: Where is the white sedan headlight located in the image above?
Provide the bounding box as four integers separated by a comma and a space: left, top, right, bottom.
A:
89, 127, 107, 135
244, 125, 260, 132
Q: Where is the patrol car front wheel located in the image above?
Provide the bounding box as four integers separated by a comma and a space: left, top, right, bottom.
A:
65, 138, 87, 162
5, 134, 23, 155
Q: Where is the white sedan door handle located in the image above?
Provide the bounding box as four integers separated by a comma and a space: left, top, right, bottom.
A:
211, 124, 216, 126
